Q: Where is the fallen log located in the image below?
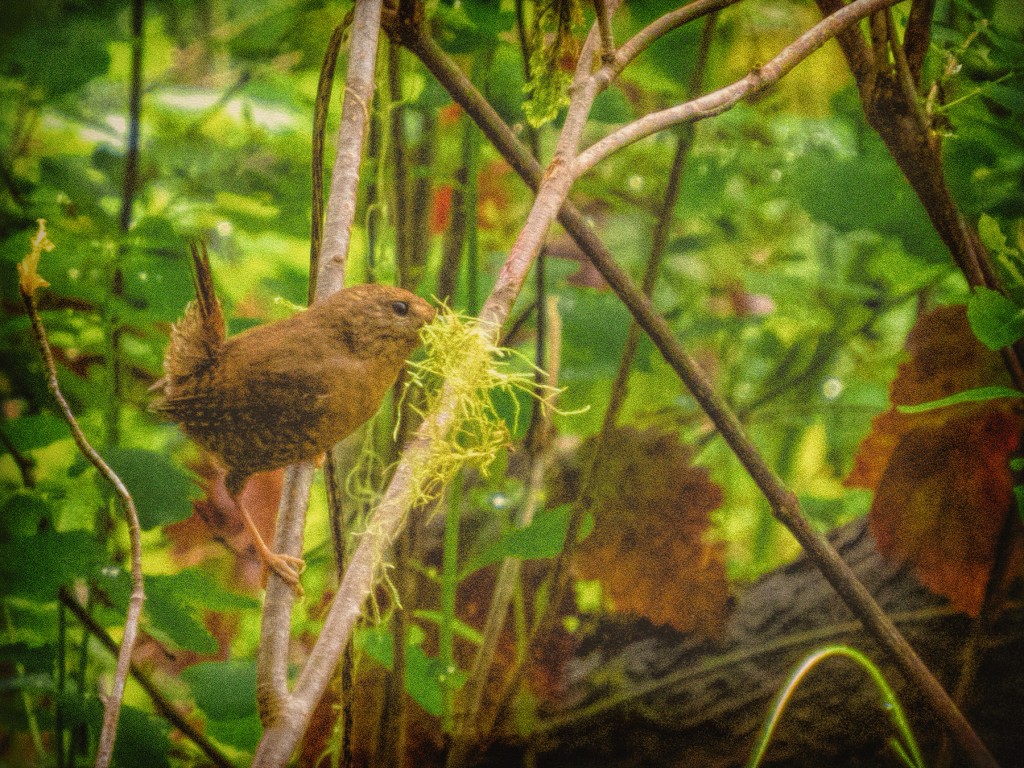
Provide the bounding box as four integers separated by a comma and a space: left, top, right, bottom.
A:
497, 517, 1024, 767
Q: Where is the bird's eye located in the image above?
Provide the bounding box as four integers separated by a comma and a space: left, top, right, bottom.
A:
391, 300, 409, 316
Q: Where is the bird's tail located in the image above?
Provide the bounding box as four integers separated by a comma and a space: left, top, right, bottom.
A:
150, 242, 226, 402
190, 241, 220, 322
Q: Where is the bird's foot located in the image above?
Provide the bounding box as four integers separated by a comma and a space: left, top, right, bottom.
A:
263, 551, 307, 598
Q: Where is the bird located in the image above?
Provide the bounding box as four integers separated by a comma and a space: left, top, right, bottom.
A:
152, 243, 435, 594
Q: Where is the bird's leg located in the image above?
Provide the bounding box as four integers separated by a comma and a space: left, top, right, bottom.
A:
227, 472, 306, 597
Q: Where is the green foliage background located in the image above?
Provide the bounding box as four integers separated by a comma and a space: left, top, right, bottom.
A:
0, 0, 1021, 764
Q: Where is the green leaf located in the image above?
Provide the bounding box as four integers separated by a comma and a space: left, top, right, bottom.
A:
411, 611, 484, 645
789, 140, 947, 263
182, 660, 259, 722
896, 386, 1023, 413
1, 412, 68, 451
207, 714, 262, 752
111, 705, 171, 768
967, 287, 1024, 350
354, 627, 467, 716
0, 530, 105, 599
73, 447, 197, 529
462, 505, 573, 577
405, 644, 467, 717
356, 626, 394, 668
561, 289, 635, 381
978, 214, 1009, 254
1, 491, 51, 537
0, 642, 55, 675
121, 249, 197, 323
143, 570, 258, 653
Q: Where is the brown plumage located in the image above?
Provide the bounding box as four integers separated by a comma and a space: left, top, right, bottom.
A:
153, 243, 434, 593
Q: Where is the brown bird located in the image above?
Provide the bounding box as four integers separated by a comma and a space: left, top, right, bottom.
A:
152, 243, 434, 594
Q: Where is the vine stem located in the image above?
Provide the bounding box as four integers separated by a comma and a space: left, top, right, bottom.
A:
19, 224, 145, 768
745, 645, 925, 768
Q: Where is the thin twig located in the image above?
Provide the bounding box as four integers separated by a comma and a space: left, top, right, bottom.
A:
903, 0, 936, 82
309, 22, 347, 301
19, 224, 145, 768
593, 0, 616, 63
58, 589, 233, 768
404, 21, 999, 768
308, 26, 357, 766
389, 39, 413, 288
118, 0, 144, 236
886, 8, 931, 137
610, 0, 738, 78
374, 43, 417, 762
437, 113, 473, 304
446, 298, 562, 767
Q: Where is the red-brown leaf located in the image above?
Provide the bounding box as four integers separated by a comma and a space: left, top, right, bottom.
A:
567, 427, 729, 635
847, 305, 1023, 616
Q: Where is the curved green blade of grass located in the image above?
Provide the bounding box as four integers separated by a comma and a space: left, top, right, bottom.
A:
746, 644, 925, 768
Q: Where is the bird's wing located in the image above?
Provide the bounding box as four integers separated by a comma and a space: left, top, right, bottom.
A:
161, 242, 226, 387
154, 366, 331, 428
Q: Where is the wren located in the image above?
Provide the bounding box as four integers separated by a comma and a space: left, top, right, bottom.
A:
152, 243, 435, 594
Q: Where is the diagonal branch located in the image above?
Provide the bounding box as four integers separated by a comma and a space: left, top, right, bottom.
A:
58, 588, 232, 768
403, 17, 999, 768
610, 0, 737, 79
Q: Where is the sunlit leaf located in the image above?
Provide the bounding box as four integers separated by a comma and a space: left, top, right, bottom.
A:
896, 385, 1023, 413
462, 505, 577, 577
848, 305, 1024, 615
968, 286, 1024, 350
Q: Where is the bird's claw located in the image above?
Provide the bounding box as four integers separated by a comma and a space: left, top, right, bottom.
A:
265, 552, 307, 598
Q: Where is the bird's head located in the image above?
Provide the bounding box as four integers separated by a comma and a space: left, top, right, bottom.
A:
317, 283, 435, 362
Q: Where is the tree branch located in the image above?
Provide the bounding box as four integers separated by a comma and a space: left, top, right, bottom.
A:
574, 0, 902, 176
309, 21, 347, 301
903, 0, 936, 83
403, 21, 999, 768
593, 0, 616, 63
254, 0, 386, 752
313, 2, 383, 299
610, 0, 737, 78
